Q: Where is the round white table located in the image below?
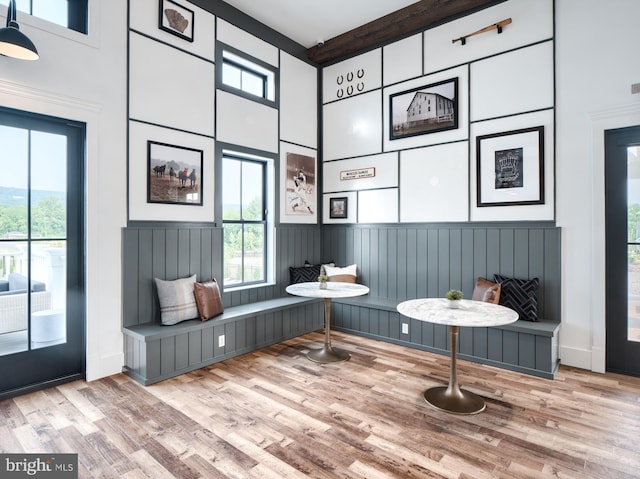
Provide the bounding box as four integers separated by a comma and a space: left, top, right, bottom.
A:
286, 282, 369, 363
397, 298, 518, 414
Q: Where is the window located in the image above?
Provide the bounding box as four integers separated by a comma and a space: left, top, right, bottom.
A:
221, 49, 276, 102
0, 0, 88, 34
222, 151, 274, 288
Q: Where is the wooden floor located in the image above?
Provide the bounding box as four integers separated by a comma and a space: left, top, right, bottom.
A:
1, 331, 640, 478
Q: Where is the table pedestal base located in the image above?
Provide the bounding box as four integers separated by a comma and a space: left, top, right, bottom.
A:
424, 386, 485, 415
307, 346, 350, 363
307, 298, 351, 364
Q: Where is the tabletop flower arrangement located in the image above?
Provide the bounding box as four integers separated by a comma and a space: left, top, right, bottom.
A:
318, 274, 328, 289
445, 289, 463, 308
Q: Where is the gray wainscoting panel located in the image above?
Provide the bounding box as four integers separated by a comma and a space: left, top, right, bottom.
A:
322, 224, 561, 321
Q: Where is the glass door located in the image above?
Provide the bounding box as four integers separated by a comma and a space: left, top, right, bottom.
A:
605, 125, 640, 376
0, 107, 85, 399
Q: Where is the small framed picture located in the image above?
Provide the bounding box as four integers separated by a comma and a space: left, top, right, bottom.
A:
147, 141, 203, 206
159, 0, 194, 42
329, 197, 348, 219
476, 126, 545, 207
389, 78, 458, 140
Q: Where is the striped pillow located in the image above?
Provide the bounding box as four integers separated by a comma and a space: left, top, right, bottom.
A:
155, 274, 199, 325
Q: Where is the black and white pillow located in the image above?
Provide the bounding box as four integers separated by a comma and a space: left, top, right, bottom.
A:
493, 274, 539, 322
289, 261, 321, 284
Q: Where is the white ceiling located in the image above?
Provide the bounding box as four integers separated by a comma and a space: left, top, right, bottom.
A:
220, 0, 421, 48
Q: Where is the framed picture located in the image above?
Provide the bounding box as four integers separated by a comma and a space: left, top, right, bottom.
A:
159, 0, 194, 42
281, 146, 317, 224
147, 141, 203, 206
476, 126, 545, 207
329, 197, 348, 219
389, 78, 458, 140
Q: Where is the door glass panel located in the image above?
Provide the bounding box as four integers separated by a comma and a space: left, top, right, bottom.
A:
628, 146, 640, 342
31, 241, 66, 350
31, 131, 67, 239
0, 128, 68, 356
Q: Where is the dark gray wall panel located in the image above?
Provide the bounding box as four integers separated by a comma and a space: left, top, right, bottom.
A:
321, 224, 560, 321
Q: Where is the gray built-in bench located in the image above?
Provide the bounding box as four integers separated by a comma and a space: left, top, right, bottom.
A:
122, 226, 323, 385
321, 224, 562, 379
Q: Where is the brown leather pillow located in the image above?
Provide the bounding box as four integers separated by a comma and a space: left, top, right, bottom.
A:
193, 278, 224, 321
471, 277, 501, 304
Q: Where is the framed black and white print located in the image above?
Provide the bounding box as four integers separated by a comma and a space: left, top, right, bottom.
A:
476, 126, 545, 207
389, 78, 458, 140
329, 197, 348, 219
159, 0, 194, 42
147, 141, 203, 206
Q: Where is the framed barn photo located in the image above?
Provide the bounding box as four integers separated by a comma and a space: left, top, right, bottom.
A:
159, 0, 194, 42
389, 78, 458, 140
147, 141, 203, 206
476, 126, 545, 207
329, 197, 348, 219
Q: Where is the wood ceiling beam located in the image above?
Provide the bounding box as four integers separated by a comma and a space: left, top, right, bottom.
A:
307, 0, 504, 65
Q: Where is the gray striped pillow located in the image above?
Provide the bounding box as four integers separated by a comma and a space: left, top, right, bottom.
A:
155, 274, 199, 325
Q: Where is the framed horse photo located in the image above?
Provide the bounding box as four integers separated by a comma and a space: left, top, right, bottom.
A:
147, 141, 203, 206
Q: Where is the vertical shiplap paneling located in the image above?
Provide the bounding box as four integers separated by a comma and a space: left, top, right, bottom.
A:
528, 228, 545, 314
461, 229, 475, 295
473, 228, 487, 281
369, 229, 380, 296
499, 229, 515, 276
165, 229, 179, 279
360, 228, 370, 287
122, 229, 139, 328
387, 228, 398, 299
138, 229, 155, 326
177, 229, 191, 278
189, 229, 201, 276
397, 229, 408, 300
426, 229, 439, 298
544, 228, 561, 321
199, 228, 213, 281
513, 229, 530, 278
486, 228, 501, 279
449, 228, 462, 290
405, 229, 417, 301
378, 229, 389, 298
437, 229, 450, 295
416, 229, 428, 298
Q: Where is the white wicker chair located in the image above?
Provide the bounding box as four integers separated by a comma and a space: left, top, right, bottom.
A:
0, 290, 53, 334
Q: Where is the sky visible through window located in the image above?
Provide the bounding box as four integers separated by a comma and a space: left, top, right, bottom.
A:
0, 0, 68, 28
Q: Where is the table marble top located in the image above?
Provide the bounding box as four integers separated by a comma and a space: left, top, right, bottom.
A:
397, 298, 518, 327
286, 282, 370, 299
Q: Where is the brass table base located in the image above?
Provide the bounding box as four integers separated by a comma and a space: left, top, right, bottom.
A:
424, 386, 485, 415
424, 325, 486, 415
307, 346, 350, 363
307, 298, 351, 364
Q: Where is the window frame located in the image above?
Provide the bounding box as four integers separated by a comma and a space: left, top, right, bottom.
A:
216, 42, 278, 108
1, 0, 88, 34
222, 150, 274, 289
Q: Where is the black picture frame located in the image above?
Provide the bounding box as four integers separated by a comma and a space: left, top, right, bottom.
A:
389, 78, 458, 140
147, 141, 203, 206
159, 0, 194, 42
476, 126, 545, 207
329, 197, 348, 219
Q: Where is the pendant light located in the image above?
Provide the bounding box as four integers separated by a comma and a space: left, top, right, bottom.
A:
0, 0, 39, 60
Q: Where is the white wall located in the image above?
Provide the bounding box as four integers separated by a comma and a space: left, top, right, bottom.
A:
0, 0, 128, 380
555, 0, 640, 372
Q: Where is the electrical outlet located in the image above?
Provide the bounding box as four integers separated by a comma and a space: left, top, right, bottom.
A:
218, 334, 225, 348
401, 323, 409, 335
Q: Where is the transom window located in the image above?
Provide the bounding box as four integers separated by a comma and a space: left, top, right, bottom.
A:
222, 151, 274, 288
221, 49, 276, 102
0, 0, 88, 34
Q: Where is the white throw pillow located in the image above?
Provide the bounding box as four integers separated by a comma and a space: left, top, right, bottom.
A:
324, 264, 357, 283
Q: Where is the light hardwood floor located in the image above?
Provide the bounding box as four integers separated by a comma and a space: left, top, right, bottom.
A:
1, 331, 639, 478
